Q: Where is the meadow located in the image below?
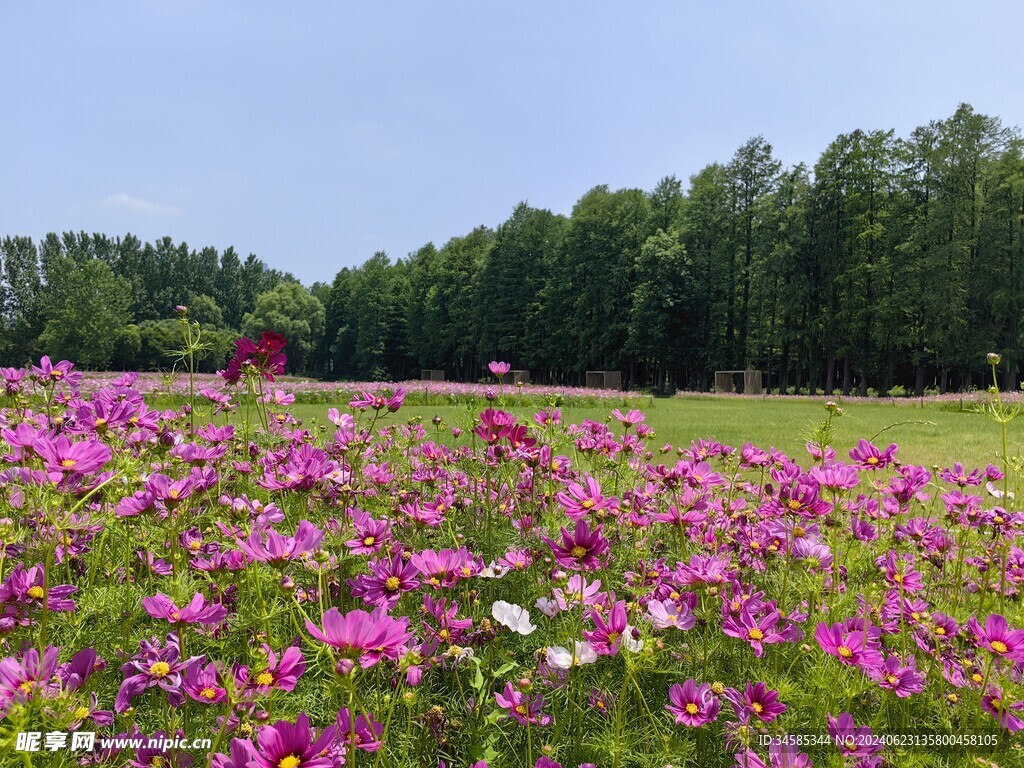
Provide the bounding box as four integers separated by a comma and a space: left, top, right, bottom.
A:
1, 341, 1022, 768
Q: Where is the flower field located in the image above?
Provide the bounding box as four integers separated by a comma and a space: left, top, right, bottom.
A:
0, 346, 1023, 768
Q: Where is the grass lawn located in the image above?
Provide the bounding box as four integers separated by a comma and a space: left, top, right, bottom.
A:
281, 395, 1023, 470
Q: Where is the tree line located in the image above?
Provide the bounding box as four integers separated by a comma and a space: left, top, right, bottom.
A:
2, 103, 1022, 395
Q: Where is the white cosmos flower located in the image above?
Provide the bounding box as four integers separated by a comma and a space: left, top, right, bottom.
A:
623, 625, 644, 653
545, 641, 597, 669
987, 481, 1014, 500
491, 600, 536, 635
480, 561, 511, 579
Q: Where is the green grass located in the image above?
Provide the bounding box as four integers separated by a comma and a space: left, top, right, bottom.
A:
281, 395, 1024, 469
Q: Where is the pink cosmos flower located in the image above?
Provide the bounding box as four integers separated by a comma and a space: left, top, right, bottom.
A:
849, 439, 898, 470
556, 476, 616, 520
722, 682, 786, 723
182, 661, 227, 704
815, 622, 884, 670
981, 686, 1024, 732
304, 607, 412, 668
967, 613, 1024, 662
0, 562, 77, 612
142, 593, 228, 627
542, 520, 610, 571
336, 707, 383, 752
235, 645, 306, 696
665, 679, 720, 726
488, 361, 511, 378
645, 599, 696, 631
236, 520, 325, 565
494, 682, 551, 726
723, 610, 787, 657
0, 646, 59, 717
826, 712, 883, 762
247, 712, 338, 768
867, 655, 925, 698
349, 554, 420, 609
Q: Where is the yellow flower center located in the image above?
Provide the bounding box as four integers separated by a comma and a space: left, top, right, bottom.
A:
73, 706, 91, 720
885, 674, 898, 685
514, 704, 529, 716
787, 499, 801, 510
60, 459, 76, 468
18, 680, 34, 694
200, 687, 218, 700
685, 703, 698, 715
948, 693, 959, 703
748, 628, 764, 641
279, 756, 301, 768
363, 536, 376, 546
935, 627, 946, 636
169, 489, 180, 499
571, 546, 587, 559
385, 577, 401, 591
837, 646, 853, 659
151, 758, 167, 768
749, 541, 760, 550
892, 574, 903, 584
149, 662, 171, 678
26, 586, 44, 600
255, 671, 274, 686
607, 631, 620, 644
793, 526, 806, 537
972, 673, 984, 683
711, 681, 725, 695
439, 629, 451, 641
866, 456, 879, 465
992, 640, 1009, 654
751, 702, 763, 714
581, 499, 596, 509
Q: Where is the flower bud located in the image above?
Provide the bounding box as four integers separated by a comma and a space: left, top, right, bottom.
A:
335, 658, 356, 676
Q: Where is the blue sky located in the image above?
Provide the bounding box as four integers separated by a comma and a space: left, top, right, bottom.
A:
2, 1, 1022, 284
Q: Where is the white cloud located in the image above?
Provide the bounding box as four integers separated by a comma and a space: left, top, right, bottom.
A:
101, 193, 183, 216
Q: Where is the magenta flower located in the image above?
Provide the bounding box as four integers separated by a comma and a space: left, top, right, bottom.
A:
722, 682, 786, 723
488, 361, 511, 378
219, 331, 287, 386
305, 607, 412, 668
542, 520, 610, 571
115, 634, 201, 713
142, 593, 228, 627
815, 622, 884, 670
867, 655, 925, 698
349, 554, 420, 608
0, 646, 59, 717
665, 679, 720, 726
236, 520, 325, 565
646, 599, 696, 631
556, 476, 615, 520
336, 707, 384, 752
410, 547, 481, 588
34, 435, 111, 479
494, 682, 552, 726
826, 712, 883, 761
182, 661, 227, 704
0, 562, 77, 612
235, 645, 305, 695
584, 600, 629, 656
247, 712, 338, 768
967, 613, 1024, 662
981, 686, 1024, 732
30, 356, 82, 387
849, 439, 898, 469
723, 610, 786, 657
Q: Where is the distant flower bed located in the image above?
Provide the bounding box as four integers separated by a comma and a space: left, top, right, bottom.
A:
77, 372, 638, 405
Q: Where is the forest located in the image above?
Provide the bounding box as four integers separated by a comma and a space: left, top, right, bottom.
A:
2, 103, 1021, 395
